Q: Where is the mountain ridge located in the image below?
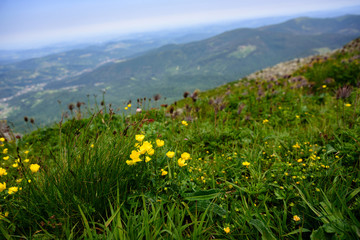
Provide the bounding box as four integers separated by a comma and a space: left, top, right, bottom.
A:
1, 15, 360, 131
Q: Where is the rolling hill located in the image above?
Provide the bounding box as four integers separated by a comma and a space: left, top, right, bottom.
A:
1, 15, 360, 131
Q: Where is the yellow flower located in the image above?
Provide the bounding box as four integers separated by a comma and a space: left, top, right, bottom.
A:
145, 156, 151, 162
90, 144, 94, 148
293, 215, 301, 221
139, 141, 153, 154
12, 163, 18, 168
242, 161, 250, 167
292, 143, 300, 149
345, 103, 351, 107
24, 159, 30, 163
16, 179, 22, 183
2, 148, 8, 154
156, 139, 164, 147
126, 160, 135, 165
181, 120, 188, 126
0, 182, 6, 192
29, 164, 40, 173
147, 148, 155, 156
263, 119, 269, 124
124, 107, 128, 110
181, 152, 191, 161
296, 115, 300, 119
224, 227, 230, 234
178, 158, 187, 167
0, 168, 7, 176
161, 169, 168, 176
297, 159, 303, 163
130, 150, 141, 160
322, 85, 327, 88
24, 150, 29, 154
126, 158, 142, 165
0, 138, 5, 142
3, 156, 9, 160
8, 187, 18, 195
166, 151, 175, 158
28, 180, 31, 183
135, 134, 145, 142
127, 104, 132, 108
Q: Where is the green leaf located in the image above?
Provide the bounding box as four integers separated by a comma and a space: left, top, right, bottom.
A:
325, 144, 336, 154
282, 228, 311, 237
182, 189, 222, 201
189, 200, 227, 217
274, 189, 286, 200
310, 227, 329, 240
249, 219, 277, 240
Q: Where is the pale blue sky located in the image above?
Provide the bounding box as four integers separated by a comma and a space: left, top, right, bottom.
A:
0, 0, 359, 49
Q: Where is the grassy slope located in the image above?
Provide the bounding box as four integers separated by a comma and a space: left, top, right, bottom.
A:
0, 39, 359, 239
3, 16, 360, 132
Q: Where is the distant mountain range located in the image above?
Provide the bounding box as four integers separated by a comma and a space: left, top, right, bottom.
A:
1, 15, 360, 131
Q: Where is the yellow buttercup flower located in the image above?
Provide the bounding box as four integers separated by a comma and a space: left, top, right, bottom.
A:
242, 161, 250, 167
181, 120, 188, 126
24, 159, 30, 163
263, 119, 269, 124
135, 134, 145, 142
12, 163, 18, 168
2, 148, 8, 154
145, 156, 151, 162
156, 139, 164, 147
0, 168, 7, 176
224, 227, 230, 234
24, 150, 29, 154
345, 103, 351, 107
0, 138, 5, 142
147, 148, 155, 156
126, 160, 135, 165
161, 169, 168, 176
139, 141, 153, 154
166, 151, 175, 158
292, 143, 300, 149
130, 150, 141, 160
8, 187, 18, 194
3, 156, 9, 160
293, 215, 301, 221
0, 182, 6, 192
181, 152, 191, 161
127, 104, 132, 108
178, 158, 187, 167
29, 164, 40, 173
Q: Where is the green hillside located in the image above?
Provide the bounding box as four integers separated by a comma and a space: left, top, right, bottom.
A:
0, 37, 359, 239
2, 15, 360, 132
0, 39, 175, 98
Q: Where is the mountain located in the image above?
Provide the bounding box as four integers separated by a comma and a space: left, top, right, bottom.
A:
1, 15, 360, 131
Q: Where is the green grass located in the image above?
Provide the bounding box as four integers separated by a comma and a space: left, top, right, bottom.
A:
0, 39, 359, 239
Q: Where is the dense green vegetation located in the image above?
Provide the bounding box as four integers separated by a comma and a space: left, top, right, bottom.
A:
2, 15, 360, 132
0, 38, 359, 239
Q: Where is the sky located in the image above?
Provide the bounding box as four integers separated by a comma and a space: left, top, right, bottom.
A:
0, 0, 359, 49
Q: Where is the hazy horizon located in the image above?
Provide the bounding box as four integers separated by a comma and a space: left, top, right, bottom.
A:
1, 0, 360, 50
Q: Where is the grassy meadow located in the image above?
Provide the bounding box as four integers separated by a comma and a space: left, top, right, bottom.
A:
0, 39, 360, 239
